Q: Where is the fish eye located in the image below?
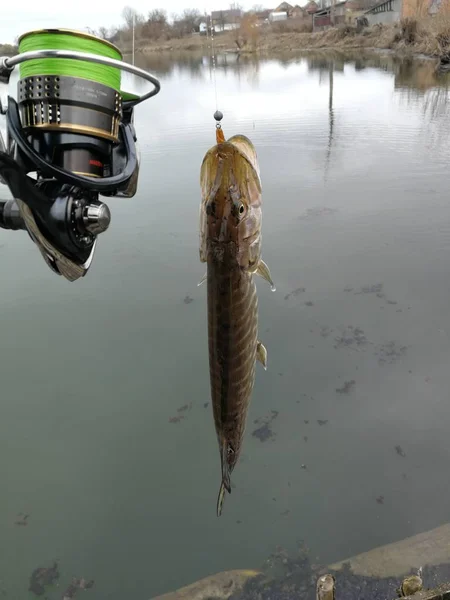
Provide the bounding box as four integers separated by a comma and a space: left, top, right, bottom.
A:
237, 202, 246, 216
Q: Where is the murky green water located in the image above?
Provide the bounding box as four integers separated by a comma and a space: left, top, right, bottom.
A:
1, 51, 450, 600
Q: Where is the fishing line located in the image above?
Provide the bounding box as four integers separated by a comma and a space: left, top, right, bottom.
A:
209, 15, 225, 143
18, 31, 122, 90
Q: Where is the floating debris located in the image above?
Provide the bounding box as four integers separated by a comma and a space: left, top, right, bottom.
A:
336, 380, 356, 395
395, 445, 406, 457
301, 464, 307, 470
317, 420, 328, 426
355, 283, 384, 295
14, 512, 29, 526
334, 326, 370, 351
284, 287, 306, 301
376, 495, 385, 505
320, 326, 334, 338
62, 577, 94, 599
304, 420, 309, 424
29, 561, 60, 596
305, 301, 315, 307
252, 410, 279, 443
169, 416, 184, 424
344, 286, 354, 292
169, 403, 193, 423
304, 436, 308, 442
280, 509, 291, 516
183, 295, 194, 304
299, 207, 338, 220
376, 341, 407, 365
204, 402, 209, 408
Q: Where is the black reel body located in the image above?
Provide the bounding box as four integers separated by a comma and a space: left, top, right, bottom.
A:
0, 35, 161, 281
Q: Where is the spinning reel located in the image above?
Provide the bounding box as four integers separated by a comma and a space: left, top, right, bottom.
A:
0, 28, 161, 281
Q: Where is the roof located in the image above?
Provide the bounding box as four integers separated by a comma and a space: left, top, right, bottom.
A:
363, 0, 393, 12
314, 1, 347, 15
304, 0, 319, 12
274, 2, 294, 10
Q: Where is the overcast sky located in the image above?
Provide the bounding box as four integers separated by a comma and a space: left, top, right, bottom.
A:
1, 0, 278, 45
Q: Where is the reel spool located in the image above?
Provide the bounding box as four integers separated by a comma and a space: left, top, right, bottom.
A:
0, 28, 161, 281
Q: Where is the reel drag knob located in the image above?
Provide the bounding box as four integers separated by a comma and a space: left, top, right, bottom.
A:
82, 202, 111, 235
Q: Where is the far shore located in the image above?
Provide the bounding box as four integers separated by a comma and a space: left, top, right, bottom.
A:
120, 21, 449, 64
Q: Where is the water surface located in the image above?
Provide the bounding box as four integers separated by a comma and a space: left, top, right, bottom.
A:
1, 51, 450, 599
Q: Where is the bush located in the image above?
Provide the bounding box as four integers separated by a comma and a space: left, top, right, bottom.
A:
400, 17, 418, 43
336, 24, 358, 38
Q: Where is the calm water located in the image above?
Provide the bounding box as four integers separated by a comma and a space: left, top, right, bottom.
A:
1, 51, 450, 599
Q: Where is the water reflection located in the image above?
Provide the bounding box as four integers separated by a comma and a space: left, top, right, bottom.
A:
4, 49, 450, 600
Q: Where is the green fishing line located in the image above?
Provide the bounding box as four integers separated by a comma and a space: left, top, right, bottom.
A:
18, 30, 122, 91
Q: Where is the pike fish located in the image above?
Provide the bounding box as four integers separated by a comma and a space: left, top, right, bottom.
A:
199, 132, 275, 516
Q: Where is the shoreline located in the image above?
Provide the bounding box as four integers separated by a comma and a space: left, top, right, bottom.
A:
123, 22, 447, 64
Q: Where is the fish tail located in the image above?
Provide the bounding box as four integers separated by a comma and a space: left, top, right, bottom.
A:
217, 481, 227, 517
217, 455, 232, 517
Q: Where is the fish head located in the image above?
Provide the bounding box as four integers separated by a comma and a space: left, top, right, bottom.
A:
219, 434, 241, 493
200, 138, 262, 270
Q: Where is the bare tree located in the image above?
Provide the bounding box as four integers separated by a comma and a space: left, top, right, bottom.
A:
121, 6, 144, 28
97, 26, 110, 39
144, 9, 169, 39
172, 8, 202, 36
148, 9, 168, 25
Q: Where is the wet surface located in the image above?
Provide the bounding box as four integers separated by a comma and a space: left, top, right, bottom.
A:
231, 545, 450, 600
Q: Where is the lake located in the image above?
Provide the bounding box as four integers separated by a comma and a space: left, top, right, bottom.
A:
1, 49, 450, 599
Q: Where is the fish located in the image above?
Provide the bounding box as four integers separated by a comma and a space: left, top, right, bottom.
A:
199, 131, 275, 516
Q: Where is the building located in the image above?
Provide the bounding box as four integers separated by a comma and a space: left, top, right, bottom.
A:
273, 1, 294, 11
211, 8, 243, 31
345, 0, 375, 22
364, 0, 402, 23
304, 0, 319, 13
364, 0, 440, 24
289, 4, 306, 16
313, 0, 348, 29
269, 10, 289, 20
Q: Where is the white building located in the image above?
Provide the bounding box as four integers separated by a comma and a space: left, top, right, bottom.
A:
269, 10, 288, 20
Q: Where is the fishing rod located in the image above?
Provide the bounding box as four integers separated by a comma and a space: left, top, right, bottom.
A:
0, 28, 161, 281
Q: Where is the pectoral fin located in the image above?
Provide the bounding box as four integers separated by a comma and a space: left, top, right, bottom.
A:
256, 259, 276, 291
257, 341, 267, 370
197, 272, 207, 287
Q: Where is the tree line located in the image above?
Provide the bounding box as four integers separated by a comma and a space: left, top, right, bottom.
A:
89, 3, 266, 47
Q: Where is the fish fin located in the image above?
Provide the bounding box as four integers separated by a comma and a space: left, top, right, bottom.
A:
257, 341, 267, 370
256, 259, 276, 292
197, 271, 207, 287
217, 481, 227, 517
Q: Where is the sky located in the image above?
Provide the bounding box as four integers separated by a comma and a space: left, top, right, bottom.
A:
0, 0, 275, 45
